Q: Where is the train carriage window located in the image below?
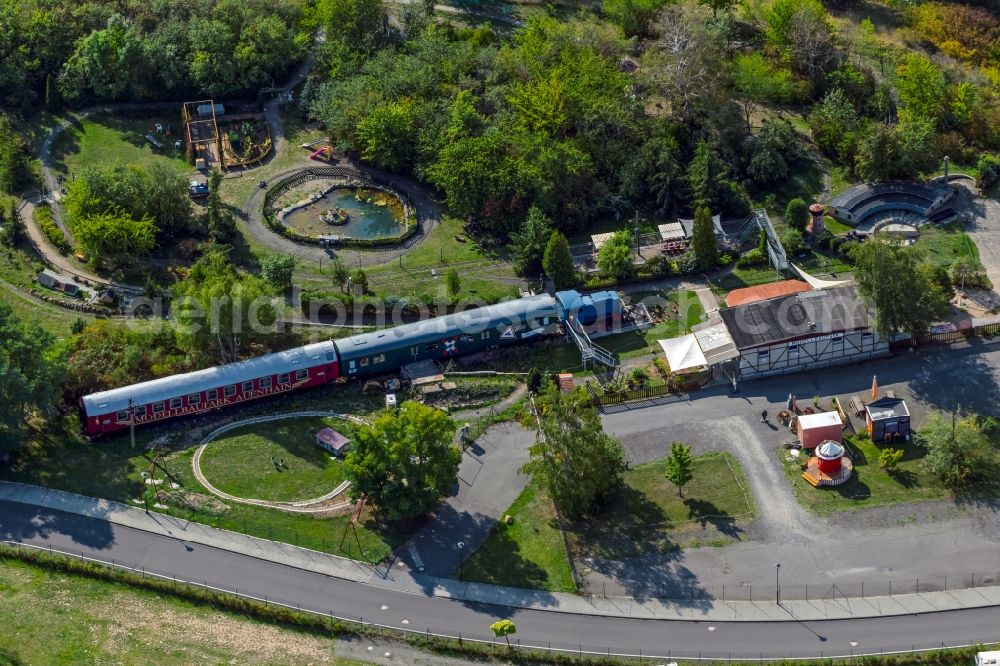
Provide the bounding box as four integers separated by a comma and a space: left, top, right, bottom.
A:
278, 373, 290, 384
260, 377, 272, 388
425, 343, 439, 351
152, 402, 165, 414
461, 335, 474, 343
224, 385, 236, 397
206, 389, 219, 401
373, 353, 385, 364
170, 398, 182, 410
187, 393, 201, 405
410, 346, 418, 355
481, 331, 490, 339
360, 356, 369, 366
295, 369, 309, 380
242, 381, 254, 393
116, 411, 129, 422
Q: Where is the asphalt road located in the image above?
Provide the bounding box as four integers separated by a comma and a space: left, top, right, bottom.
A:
2, 501, 998, 659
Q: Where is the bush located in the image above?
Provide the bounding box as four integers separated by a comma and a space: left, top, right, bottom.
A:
781, 228, 805, 253
978, 153, 1000, 189
784, 198, 810, 231
34, 205, 71, 254
737, 247, 767, 267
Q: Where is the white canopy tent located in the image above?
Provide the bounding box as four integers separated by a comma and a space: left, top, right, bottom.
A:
791, 263, 851, 290
658, 334, 707, 372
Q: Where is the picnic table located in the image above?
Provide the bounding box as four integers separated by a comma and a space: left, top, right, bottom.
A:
849, 395, 865, 417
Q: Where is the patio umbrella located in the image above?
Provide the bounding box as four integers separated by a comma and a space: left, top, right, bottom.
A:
871, 375, 878, 400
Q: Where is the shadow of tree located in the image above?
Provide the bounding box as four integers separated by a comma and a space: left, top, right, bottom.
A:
683, 497, 742, 539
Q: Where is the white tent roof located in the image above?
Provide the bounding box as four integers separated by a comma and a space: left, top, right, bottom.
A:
791, 263, 851, 290
658, 334, 707, 371
797, 411, 842, 429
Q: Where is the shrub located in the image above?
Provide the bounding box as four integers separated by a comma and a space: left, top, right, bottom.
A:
978, 153, 1000, 189
784, 198, 810, 231
737, 247, 767, 267
34, 205, 71, 254
781, 228, 805, 253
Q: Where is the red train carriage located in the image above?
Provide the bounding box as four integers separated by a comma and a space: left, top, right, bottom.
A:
80, 341, 339, 436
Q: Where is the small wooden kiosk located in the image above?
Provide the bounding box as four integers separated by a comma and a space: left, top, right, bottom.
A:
865, 397, 911, 443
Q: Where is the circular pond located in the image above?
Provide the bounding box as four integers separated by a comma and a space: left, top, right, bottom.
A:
282, 186, 406, 240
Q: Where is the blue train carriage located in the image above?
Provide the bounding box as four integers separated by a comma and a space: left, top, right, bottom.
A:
555, 289, 623, 335
334, 294, 560, 377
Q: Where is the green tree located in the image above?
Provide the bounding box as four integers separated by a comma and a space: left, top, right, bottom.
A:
687, 140, 750, 216
854, 118, 937, 182
260, 255, 296, 291
879, 447, 904, 472
950, 81, 978, 128
602, 0, 669, 38
523, 387, 626, 520
172, 248, 280, 364
445, 267, 461, 298
0, 114, 31, 194
510, 206, 552, 276
72, 211, 157, 269
784, 199, 810, 232
698, 0, 736, 17
597, 230, 635, 282
691, 206, 718, 270
809, 88, 860, 163
345, 401, 460, 521
951, 256, 991, 290
354, 269, 369, 295
205, 169, 235, 244
331, 257, 349, 293
490, 619, 517, 647
919, 411, 991, 487
895, 53, 946, 124
851, 238, 951, 339
542, 231, 576, 289
664, 441, 694, 497
319, 0, 386, 52
781, 227, 804, 253
44, 73, 59, 110
731, 53, 794, 133
355, 98, 418, 171
0, 301, 62, 458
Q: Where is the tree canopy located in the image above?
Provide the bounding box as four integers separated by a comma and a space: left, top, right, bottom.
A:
345, 401, 460, 522
524, 387, 627, 520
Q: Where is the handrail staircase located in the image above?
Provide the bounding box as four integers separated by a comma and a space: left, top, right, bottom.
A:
566, 317, 618, 370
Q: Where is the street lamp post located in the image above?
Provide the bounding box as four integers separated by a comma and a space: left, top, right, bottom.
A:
775, 563, 782, 604
944, 155, 950, 180
457, 541, 466, 582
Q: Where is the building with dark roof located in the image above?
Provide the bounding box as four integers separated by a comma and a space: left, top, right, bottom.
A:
718, 285, 890, 379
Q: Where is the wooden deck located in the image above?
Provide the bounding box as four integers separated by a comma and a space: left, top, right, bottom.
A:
802, 456, 854, 487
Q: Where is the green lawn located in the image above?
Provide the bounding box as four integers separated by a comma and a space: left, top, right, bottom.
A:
0, 242, 88, 338
913, 221, 979, 269
198, 416, 354, 502
597, 289, 705, 360
50, 112, 192, 178
458, 481, 576, 592
570, 452, 754, 559
782, 433, 951, 515
712, 264, 784, 292
1, 384, 404, 562
823, 215, 854, 235
0, 557, 366, 665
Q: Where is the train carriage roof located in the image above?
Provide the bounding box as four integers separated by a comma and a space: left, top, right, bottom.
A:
81, 340, 337, 416
335, 294, 558, 361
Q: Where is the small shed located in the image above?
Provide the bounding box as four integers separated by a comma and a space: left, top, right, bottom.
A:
796, 411, 843, 449
865, 397, 910, 443
38, 270, 79, 296
315, 428, 350, 457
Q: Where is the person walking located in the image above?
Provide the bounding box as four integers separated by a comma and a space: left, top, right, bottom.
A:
761, 410, 768, 423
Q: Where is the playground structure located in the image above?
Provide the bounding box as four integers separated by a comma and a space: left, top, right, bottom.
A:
182, 99, 274, 171
302, 138, 334, 162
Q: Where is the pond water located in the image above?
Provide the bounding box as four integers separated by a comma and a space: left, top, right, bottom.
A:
283, 187, 405, 239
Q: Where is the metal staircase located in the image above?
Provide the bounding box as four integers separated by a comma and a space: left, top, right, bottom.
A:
732, 209, 788, 271
566, 317, 618, 370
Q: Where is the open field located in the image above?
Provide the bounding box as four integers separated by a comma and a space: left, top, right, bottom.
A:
459, 481, 576, 593
913, 221, 980, 269
49, 112, 192, 178
0, 557, 371, 665
570, 452, 754, 560
198, 416, 354, 503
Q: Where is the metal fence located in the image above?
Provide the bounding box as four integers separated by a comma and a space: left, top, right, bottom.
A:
3, 540, 995, 662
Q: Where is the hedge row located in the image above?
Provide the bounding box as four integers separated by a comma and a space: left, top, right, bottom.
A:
33, 205, 71, 254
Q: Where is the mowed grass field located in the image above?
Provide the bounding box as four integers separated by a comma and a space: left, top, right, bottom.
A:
459, 482, 576, 593
0, 557, 369, 665
49, 112, 193, 178
571, 452, 754, 560
198, 416, 353, 502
